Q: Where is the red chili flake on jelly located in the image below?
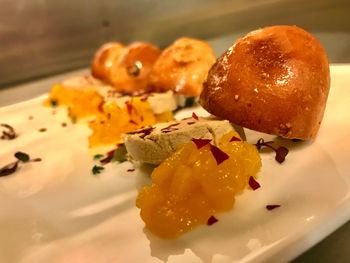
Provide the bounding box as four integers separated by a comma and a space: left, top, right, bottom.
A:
127, 169, 135, 172
129, 120, 138, 125
249, 176, 261, 190
192, 112, 199, 120
266, 205, 281, 210
210, 144, 229, 165
207, 216, 218, 226
229, 136, 241, 142
192, 138, 211, 149
125, 101, 133, 115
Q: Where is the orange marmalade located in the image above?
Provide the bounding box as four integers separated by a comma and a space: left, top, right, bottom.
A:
136, 131, 261, 238
45, 84, 104, 119
88, 98, 173, 147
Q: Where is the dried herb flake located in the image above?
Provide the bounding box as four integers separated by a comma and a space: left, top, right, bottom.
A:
255, 138, 289, 163
266, 205, 281, 210
14, 152, 30, 162
92, 165, 104, 175
1, 123, 17, 140
0, 161, 19, 177
93, 154, 104, 160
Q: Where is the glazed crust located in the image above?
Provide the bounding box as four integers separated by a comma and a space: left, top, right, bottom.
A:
200, 25, 330, 139
91, 42, 124, 81
148, 37, 216, 96
108, 42, 161, 94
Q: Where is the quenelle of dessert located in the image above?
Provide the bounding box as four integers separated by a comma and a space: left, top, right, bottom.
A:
124, 116, 237, 165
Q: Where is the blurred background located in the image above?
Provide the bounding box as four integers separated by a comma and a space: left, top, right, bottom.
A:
1, 0, 350, 261
0, 0, 349, 88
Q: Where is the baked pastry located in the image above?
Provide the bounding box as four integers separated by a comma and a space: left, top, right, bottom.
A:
148, 37, 216, 96
108, 42, 161, 94
200, 25, 330, 139
91, 42, 124, 81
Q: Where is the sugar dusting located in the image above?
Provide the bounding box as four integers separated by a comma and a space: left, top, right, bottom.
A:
212, 45, 234, 91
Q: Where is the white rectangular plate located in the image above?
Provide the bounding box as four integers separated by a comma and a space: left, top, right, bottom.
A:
0, 65, 349, 263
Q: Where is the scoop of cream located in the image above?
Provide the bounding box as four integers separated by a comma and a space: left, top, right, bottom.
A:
124, 117, 237, 165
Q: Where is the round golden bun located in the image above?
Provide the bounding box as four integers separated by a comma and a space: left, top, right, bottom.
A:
148, 37, 216, 96
108, 42, 161, 94
200, 25, 330, 139
91, 42, 124, 81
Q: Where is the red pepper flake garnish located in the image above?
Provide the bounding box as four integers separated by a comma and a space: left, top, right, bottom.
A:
266, 205, 281, 210
100, 150, 115, 165
129, 120, 138, 125
161, 123, 180, 133
192, 112, 199, 120
229, 136, 241, 142
140, 115, 144, 122
161, 123, 180, 131
255, 138, 289, 163
61, 122, 67, 127
126, 126, 154, 139
192, 138, 211, 149
249, 176, 261, 190
99, 144, 127, 164
127, 169, 135, 172
207, 216, 218, 226
162, 129, 179, 133
125, 101, 134, 115
210, 144, 229, 165
187, 121, 196, 125
38, 128, 47, 132
1, 123, 17, 140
